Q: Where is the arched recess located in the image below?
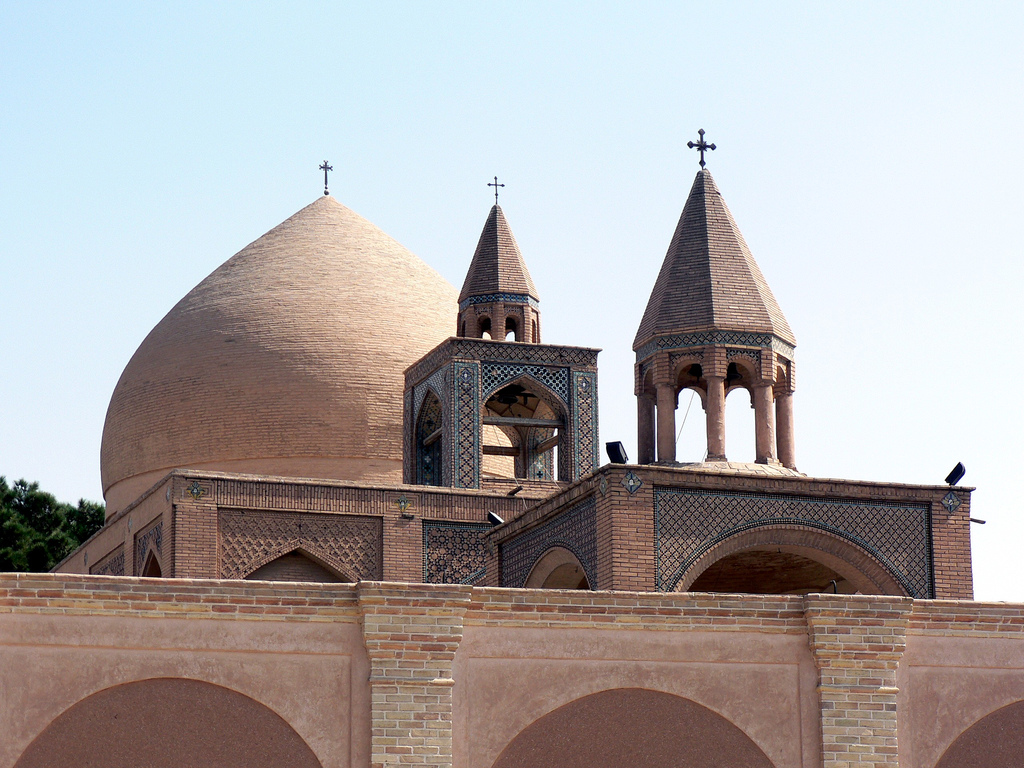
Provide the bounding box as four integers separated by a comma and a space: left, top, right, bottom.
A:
14, 677, 322, 768
244, 547, 352, 583
141, 548, 162, 577
673, 524, 907, 596
524, 546, 590, 589
490, 687, 774, 768
416, 389, 444, 486
935, 700, 1024, 768
483, 376, 567, 481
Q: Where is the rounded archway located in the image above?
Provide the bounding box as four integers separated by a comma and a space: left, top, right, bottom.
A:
524, 546, 590, 589
14, 678, 322, 768
935, 700, 1024, 768
674, 524, 907, 596
490, 687, 774, 768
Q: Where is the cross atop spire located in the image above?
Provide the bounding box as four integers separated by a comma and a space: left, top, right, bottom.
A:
687, 129, 716, 169
488, 176, 505, 205
319, 161, 333, 196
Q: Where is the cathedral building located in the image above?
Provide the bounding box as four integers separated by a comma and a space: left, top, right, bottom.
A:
2, 156, 1021, 768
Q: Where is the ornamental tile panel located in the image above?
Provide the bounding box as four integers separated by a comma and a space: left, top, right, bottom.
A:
572, 371, 599, 478
422, 520, 490, 584
134, 520, 163, 576
654, 488, 933, 597
501, 496, 597, 588
90, 545, 124, 577
453, 361, 480, 488
481, 362, 569, 405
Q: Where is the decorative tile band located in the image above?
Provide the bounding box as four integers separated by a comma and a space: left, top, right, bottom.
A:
572, 370, 599, 478
635, 331, 795, 362
459, 293, 539, 311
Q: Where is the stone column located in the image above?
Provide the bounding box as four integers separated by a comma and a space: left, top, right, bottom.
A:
705, 375, 726, 461
637, 394, 656, 465
753, 383, 776, 464
776, 392, 796, 469
359, 582, 472, 768
656, 384, 676, 463
805, 595, 912, 768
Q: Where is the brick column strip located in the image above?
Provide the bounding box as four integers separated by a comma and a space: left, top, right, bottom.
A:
753, 382, 776, 464
705, 375, 726, 461
804, 594, 913, 768
776, 391, 796, 469
358, 582, 472, 768
637, 394, 655, 465
656, 384, 676, 462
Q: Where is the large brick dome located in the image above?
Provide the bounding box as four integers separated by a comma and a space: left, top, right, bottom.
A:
100, 195, 457, 514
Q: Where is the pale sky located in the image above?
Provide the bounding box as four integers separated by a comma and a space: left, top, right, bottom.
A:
2, 3, 1022, 599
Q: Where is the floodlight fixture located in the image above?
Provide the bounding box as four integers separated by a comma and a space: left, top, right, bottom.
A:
945, 462, 966, 486
606, 441, 629, 464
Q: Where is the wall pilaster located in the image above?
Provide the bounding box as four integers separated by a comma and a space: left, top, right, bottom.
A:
358, 582, 472, 768
805, 594, 912, 768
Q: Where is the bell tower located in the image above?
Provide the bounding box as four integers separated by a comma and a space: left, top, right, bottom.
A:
405, 199, 599, 490
456, 203, 541, 343
634, 149, 797, 469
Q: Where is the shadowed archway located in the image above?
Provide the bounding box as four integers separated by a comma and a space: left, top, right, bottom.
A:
14, 678, 322, 768
935, 700, 1024, 768
490, 687, 774, 768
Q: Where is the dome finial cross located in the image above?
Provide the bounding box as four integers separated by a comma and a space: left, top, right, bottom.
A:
319, 160, 333, 196
488, 176, 505, 205
687, 129, 716, 169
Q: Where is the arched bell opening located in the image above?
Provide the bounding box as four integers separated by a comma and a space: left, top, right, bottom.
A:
479, 316, 492, 339
504, 317, 518, 341
724, 385, 756, 463
484, 379, 566, 481
416, 390, 444, 486
481, 424, 518, 479
673, 362, 708, 462
524, 546, 591, 589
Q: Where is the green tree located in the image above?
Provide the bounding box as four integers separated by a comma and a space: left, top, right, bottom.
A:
0, 477, 104, 572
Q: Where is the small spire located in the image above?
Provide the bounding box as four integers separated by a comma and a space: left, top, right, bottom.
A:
319, 160, 333, 196
686, 129, 716, 169
488, 175, 505, 205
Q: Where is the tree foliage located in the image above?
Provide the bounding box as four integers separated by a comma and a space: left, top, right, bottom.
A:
0, 477, 105, 572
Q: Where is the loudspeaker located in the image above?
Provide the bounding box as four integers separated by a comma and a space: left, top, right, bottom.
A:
606, 441, 628, 464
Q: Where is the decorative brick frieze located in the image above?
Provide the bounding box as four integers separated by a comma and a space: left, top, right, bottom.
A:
422, 520, 490, 584
805, 594, 913, 768
500, 496, 598, 588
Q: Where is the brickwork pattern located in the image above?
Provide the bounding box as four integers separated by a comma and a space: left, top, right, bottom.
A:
89, 545, 125, 577
805, 595, 912, 768
481, 362, 569, 406
422, 520, 490, 585
219, 509, 382, 580
501, 496, 598, 588
405, 338, 597, 386
655, 487, 933, 596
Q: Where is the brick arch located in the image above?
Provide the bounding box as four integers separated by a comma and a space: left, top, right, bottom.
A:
490, 687, 775, 768
935, 700, 1024, 768
14, 677, 322, 768
240, 543, 354, 582
672, 523, 908, 596
524, 545, 590, 589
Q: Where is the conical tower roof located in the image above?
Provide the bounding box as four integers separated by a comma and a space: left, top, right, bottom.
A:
459, 205, 538, 302
101, 195, 457, 513
634, 170, 795, 349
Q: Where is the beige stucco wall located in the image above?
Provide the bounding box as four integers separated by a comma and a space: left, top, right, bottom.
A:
4, 576, 1024, 768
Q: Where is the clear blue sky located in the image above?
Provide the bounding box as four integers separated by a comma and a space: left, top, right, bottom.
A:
2, 3, 1022, 599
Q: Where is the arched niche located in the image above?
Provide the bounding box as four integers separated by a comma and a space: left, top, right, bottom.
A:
490, 687, 774, 768
935, 700, 1024, 768
14, 678, 322, 768
244, 548, 351, 583
524, 546, 590, 589
673, 524, 906, 596
141, 549, 162, 578
416, 389, 444, 486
